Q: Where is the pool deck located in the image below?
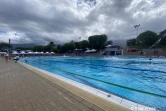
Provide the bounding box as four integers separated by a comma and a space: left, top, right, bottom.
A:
0, 58, 131, 111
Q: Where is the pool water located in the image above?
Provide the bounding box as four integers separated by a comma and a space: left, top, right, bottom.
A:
20, 56, 166, 110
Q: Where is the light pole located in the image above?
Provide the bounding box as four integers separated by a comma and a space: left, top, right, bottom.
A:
8, 38, 11, 52
134, 24, 140, 45
78, 37, 81, 49
9, 38, 11, 45
134, 24, 140, 37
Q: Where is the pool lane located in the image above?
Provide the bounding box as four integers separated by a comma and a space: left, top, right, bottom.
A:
20, 56, 166, 110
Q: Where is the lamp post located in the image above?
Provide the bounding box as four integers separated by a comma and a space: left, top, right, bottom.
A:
9, 38, 11, 45
134, 24, 140, 37
78, 37, 81, 49
134, 24, 140, 45
8, 38, 11, 52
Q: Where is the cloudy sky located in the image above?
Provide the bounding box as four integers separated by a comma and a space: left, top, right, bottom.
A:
0, 0, 166, 45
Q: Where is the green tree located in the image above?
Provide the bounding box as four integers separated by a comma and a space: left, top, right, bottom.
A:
74, 42, 80, 49
79, 40, 89, 50
43, 42, 56, 52
43, 45, 50, 52
32, 45, 44, 52
0, 42, 12, 51
15, 47, 32, 50
126, 38, 136, 46
137, 31, 158, 47
57, 45, 62, 53
103, 40, 113, 49
88, 34, 107, 50
52, 48, 58, 53
61, 41, 75, 53
105, 40, 113, 46
48, 42, 55, 51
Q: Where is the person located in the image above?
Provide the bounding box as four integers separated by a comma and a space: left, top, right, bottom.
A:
4, 53, 9, 62
125, 61, 134, 65
140, 50, 143, 55
149, 56, 152, 60
156, 50, 159, 57
25, 59, 28, 63
14, 56, 19, 63
154, 50, 156, 56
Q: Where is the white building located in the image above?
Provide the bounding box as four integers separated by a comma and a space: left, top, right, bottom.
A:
104, 45, 123, 55
0, 52, 7, 57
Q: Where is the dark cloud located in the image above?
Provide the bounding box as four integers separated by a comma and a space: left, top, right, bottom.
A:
0, 0, 166, 44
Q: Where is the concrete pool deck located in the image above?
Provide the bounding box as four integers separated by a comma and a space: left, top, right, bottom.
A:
0, 58, 130, 111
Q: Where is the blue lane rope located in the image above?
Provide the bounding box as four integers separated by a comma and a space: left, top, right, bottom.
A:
29, 60, 166, 98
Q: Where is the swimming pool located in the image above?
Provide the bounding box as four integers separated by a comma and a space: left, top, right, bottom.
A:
20, 56, 166, 110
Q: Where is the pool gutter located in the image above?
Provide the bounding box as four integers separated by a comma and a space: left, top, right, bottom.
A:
19, 62, 157, 111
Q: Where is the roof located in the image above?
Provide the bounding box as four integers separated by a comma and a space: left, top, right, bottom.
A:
105, 45, 120, 48
85, 49, 96, 53
0, 52, 6, 54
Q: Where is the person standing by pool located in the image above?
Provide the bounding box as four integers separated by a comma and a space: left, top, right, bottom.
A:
140, 50, 143, 55
156, 50, 159, 57
153, 50, 156, 56
4, 52, 9, 62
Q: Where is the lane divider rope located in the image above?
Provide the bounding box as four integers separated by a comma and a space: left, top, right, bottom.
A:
47, 60, 166, 74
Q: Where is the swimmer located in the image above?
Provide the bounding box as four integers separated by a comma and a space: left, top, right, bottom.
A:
149, 56, 152, 60
125, 61, 134, 65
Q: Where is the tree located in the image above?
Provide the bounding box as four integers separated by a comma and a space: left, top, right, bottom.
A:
15, 47, 32, 50
137, 31, 158, 47
0, 42, 12, 51
57, 45, 62, 53
126, 38, 136, 46
48, 42, 55, 51
88, 34, 107, 50
79, 40, 89, 50
159, 29, 166, 45
75, 42, 80, 49
43, 45, 50, 52
52, 48, 58, 53
105, 40, 113, 46
33, 45, 44, 52
48, 42, 55, 47
61, 41, 75, 53
43, 42, 56, 52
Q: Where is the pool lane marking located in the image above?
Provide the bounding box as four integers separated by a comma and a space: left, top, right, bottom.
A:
29, 61, 166, 99
49, 60, 166, 74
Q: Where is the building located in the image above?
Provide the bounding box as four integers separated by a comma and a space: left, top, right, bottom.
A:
0, 52, 7, 57
104, 45, 123, 55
